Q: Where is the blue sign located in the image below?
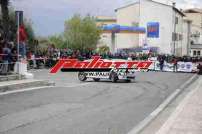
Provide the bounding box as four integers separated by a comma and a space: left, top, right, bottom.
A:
147, 22, 159, 38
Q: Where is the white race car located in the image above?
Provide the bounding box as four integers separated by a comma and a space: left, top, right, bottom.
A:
78, 67, 136, 82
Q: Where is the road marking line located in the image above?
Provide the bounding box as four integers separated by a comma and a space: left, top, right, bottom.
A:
127, 74, 198, 134
0, 82, 91, 96
0, 86, 55, 96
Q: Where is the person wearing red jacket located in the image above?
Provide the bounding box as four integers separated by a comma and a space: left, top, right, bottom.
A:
19, 25, 27, 58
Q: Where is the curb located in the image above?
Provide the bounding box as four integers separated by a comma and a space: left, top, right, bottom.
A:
0, 80, 55, 93
0, 74, 24, 82
127, 74, 198, 134
156, 76, 202, 134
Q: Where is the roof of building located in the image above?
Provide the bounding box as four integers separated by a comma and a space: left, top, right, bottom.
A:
183, 8, 202, 14
115, 0, 185, 16
115, 2, 139, 12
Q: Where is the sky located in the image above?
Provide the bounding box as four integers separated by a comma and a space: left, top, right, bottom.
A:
10, 0, 202, 37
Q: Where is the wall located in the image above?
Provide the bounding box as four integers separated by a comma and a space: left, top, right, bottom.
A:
185, 13, 202, 45
182, 20, 191, 56
96, 16, 117, 52
97, 33, 113, 51
116, 3, 140, 50
139, 0, 174, 54
174, 11, 184, 56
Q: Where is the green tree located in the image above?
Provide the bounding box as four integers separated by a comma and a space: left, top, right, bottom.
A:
64, 15, 101, 52
0, 8, 36, 53
0, 0, 9, 40
98, 45, 110, 54
24, 20, 35, 44
48, 34, 67, 49
0, 8, 35, 43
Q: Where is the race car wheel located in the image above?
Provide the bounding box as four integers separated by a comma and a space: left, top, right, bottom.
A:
125, 79, 131, 83
93, 78, 100, 82
111, 73, 118, 83
78, 72, 87, 81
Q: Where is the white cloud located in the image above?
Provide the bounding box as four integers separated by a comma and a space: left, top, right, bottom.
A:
176, 0, 202, 9
153, 0, 202, 9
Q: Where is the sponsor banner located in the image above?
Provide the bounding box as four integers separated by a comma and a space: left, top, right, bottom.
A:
147, 22, 159, 38
149, 61, 194, 73
164, 62, 174, 72
85, 72, 110, 79
50, 56, 153, 73
177, 62, 193, 72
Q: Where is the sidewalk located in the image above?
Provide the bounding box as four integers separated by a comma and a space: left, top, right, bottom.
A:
156, 76, 202, 134
0, 79, 54, 93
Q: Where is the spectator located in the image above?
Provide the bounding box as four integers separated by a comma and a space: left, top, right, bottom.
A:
173, 57, 178, 72
2, 43, 12, 74
197, 64, 202, 75
19, 25, 27, 59
158, 56, 165, 71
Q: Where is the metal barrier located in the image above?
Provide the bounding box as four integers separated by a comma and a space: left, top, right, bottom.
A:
27, 58, 58, 69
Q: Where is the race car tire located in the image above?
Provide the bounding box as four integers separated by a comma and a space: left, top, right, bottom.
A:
125, 79, 131, 83
78, 72, 87, 81
93, 78, 100, 82
111, 73, 118, 83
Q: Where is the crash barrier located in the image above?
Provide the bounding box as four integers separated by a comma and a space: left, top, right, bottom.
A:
0, 61, 33, 78
14, 61, 33, 79
27, 57, 58, 69
148, 61, 198, 73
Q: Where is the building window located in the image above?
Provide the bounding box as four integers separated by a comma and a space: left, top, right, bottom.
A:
172, 33, 177, 41
193, 50, 197, 56
179, 34, 183, 41
132, 22, 139, 27
175, 17, 178, 24
197, 51, 201, 56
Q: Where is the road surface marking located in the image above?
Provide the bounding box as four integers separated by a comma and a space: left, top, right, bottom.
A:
0, 86, 55, 96
0, 83, 91, 96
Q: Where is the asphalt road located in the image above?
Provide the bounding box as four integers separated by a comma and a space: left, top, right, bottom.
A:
0, 70, 193, 134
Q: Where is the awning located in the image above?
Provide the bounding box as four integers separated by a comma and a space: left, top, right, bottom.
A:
102, 24, 146, 34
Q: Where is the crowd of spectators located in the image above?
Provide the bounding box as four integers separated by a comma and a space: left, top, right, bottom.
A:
0, 39, 18, 74
1, 42, 202, 74
27, 45, 202, 69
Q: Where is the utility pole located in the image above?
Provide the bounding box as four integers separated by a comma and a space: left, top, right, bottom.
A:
173, 2, 176, 56
139, 0, 141, 47
187, 20, 192, 56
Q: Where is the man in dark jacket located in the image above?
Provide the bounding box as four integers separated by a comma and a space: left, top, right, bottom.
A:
197, 64, 202, 75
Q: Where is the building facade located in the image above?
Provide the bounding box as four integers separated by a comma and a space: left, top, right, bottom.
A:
183, 9, 202, 57
96, 16, 117, 52
115, 0, 185, 56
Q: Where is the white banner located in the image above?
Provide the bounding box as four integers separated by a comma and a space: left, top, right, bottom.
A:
149, 61, 194, 73
177, 62, 193, 73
